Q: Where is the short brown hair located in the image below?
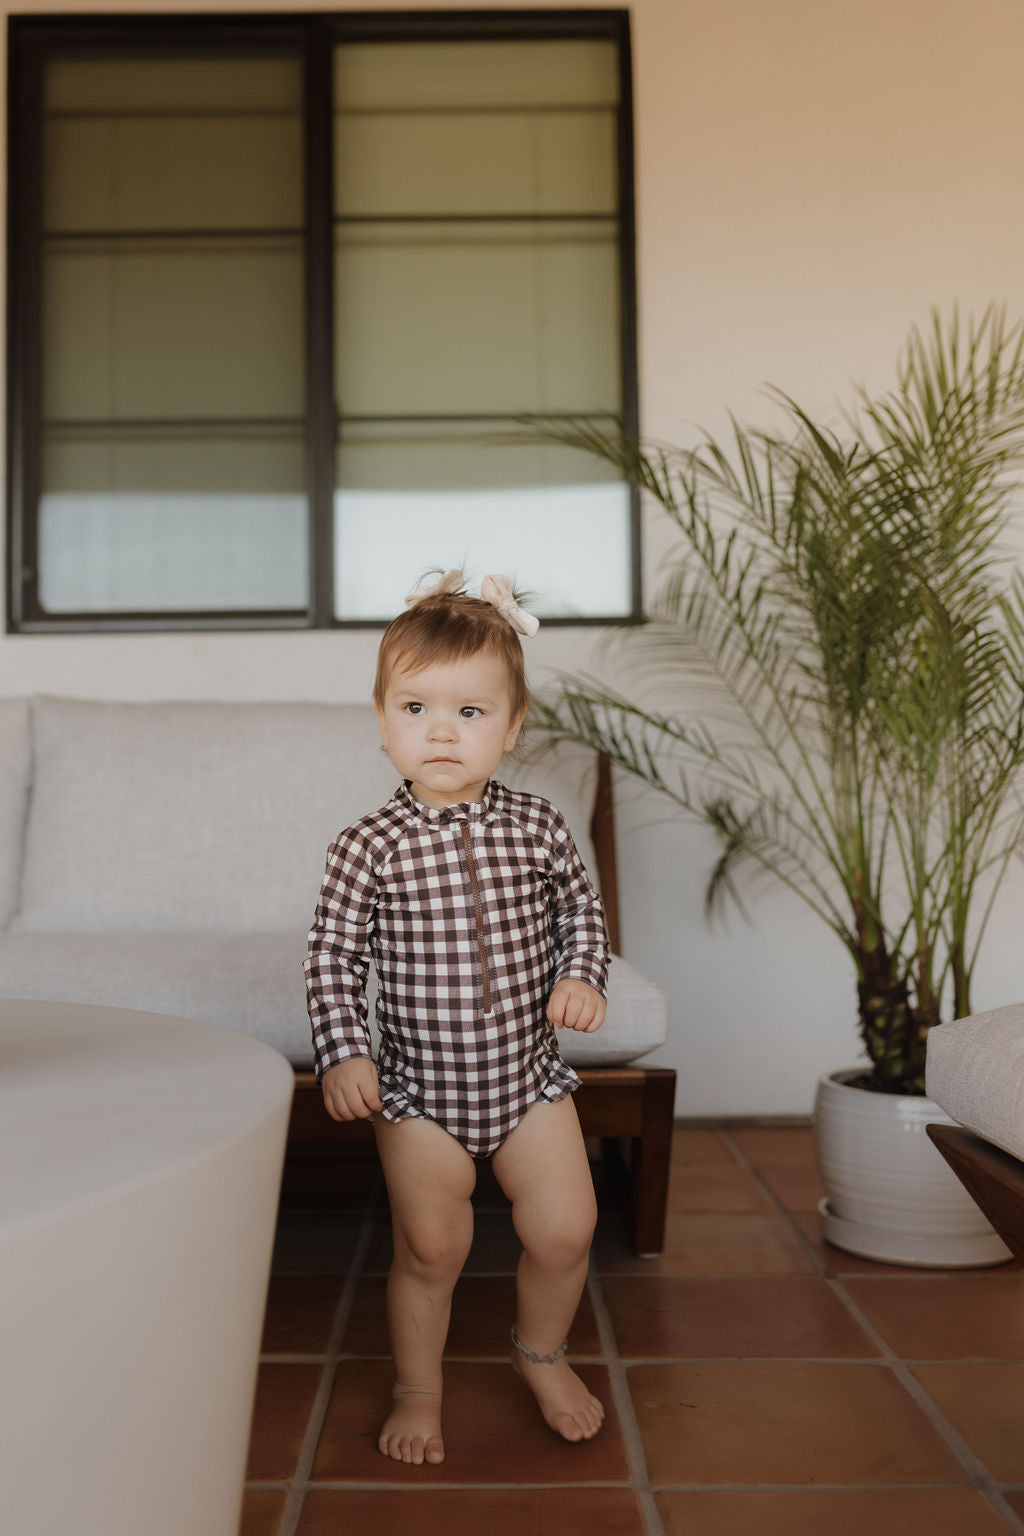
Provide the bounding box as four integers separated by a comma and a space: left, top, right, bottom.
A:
373, 588, 530, 721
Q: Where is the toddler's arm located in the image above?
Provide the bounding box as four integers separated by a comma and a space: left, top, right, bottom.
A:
547, 809, 611, 996
321, 1057, 383, 1121
304, 823, 378, 1081
547, 976, 606, 1033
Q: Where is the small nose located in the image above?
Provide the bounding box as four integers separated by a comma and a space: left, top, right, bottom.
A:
428, 715, 456, 740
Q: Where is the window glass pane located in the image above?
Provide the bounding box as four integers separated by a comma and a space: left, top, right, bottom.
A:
334, 40, 619, 110
39, 432, 306, 613
37, 48, 306, 616
336, 220, 618, 418
45, 56, 300, 113
336, 110, 617, 219
334, 425, 632, 620
45, 117, 302, 233
44, 57, 302, 233
44, 238, 303, 421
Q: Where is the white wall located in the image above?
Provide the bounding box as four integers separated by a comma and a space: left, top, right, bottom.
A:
5, 0, 1024, 1113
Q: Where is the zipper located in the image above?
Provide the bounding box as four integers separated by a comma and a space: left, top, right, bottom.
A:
458, 818, 492, 1014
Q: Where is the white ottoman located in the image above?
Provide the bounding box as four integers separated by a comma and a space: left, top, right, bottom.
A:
0, 999, 294, 1536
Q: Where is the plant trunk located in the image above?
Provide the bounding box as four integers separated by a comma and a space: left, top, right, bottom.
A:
853, 917, 929, 1094
950, 935, 970, 1020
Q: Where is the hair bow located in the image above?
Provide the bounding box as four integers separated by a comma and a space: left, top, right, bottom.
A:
480, 573, 540, 637
404, 568, 465, 607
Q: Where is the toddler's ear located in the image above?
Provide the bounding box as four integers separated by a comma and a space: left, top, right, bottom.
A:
375, 701, 389, 751
503, 706, 527, 754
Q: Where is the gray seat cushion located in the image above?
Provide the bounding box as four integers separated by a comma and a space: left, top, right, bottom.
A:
925, 1005, 1024, 1162
0, 935, 667, 1068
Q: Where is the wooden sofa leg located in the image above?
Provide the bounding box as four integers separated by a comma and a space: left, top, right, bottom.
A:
626, 1068, 676, 1256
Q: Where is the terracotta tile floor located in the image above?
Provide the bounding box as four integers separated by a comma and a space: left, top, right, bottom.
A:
242, 1124, 1024, 1536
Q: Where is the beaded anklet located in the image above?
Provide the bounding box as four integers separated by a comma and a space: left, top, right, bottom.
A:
510, 1325, 568, 1364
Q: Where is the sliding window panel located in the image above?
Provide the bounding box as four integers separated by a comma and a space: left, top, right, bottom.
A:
334, 424, 632, 621
35, 48, 307, 617
332, 34, 630, 624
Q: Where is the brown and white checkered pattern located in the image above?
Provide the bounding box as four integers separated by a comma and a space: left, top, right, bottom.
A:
304, 778, 610, 1156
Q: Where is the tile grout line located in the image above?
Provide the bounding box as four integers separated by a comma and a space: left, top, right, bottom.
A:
720, 1130, 1024, 1535
712, 1130, 828, 1275
274, 1187, 383, 1536
587, 1257, 665, 1536
263, 1478, 653, 1491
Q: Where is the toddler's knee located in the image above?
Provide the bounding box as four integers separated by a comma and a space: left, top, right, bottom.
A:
564, 1208, 598, 1262
525, 1205, 596, 1269
395, 1225, 471, 1282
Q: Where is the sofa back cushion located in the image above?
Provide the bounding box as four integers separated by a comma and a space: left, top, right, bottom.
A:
0, 699, 31, 929
13, 697, 601, 933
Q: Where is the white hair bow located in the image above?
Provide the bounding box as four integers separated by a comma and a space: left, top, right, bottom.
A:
480, 573, 540, 637
403, 568, 539, 638
404, 569, 465, 607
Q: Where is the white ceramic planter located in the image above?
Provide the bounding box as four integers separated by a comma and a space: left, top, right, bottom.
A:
813, 1067, 1013, 1267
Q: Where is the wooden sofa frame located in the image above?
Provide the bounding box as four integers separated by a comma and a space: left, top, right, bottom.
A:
283, 755, 676, 1256
926, 1124, 1024, 1262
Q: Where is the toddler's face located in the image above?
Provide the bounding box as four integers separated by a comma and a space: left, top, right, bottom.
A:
376, 651, 525, 808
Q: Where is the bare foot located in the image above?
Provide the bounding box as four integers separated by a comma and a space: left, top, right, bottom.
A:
378, 1387, 445, 1465
511, 1350, 605, 1441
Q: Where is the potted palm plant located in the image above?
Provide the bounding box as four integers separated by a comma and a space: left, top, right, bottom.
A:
533, 307, 1024, 1265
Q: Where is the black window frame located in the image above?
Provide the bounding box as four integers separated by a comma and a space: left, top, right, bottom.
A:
6, 9, 640, 634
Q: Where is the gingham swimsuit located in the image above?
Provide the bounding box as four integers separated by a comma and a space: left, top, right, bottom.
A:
304, 778, 610, 1156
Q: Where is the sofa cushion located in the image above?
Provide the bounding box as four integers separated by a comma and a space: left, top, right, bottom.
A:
13, 699, 601, 934
0, 699, 30, 931
925, 1005, 1024, 1162
0, 935, 667, 1068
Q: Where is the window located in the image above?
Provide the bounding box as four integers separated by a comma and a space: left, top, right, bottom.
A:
7, 13, 638, 632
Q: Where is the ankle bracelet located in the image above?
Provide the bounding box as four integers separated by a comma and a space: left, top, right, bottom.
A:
510, 1325, 568, 1364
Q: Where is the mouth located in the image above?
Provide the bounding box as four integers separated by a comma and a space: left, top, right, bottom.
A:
426, 756, 459, 764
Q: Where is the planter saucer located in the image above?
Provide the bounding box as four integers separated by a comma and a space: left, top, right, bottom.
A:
817, 1196, 1012, 1268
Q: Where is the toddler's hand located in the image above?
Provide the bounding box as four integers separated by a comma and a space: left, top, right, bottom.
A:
547, 978, 606, 1033
321, 1057, 382, 1122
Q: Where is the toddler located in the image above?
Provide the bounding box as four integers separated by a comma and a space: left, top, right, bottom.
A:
304, 569, 610, 1466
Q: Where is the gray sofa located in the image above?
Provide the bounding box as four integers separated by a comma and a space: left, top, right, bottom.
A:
0, 695, 667, 1075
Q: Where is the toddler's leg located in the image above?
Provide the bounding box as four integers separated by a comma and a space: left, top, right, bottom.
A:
491, 1095, 603, 1442
374, 1115, 476, 1465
